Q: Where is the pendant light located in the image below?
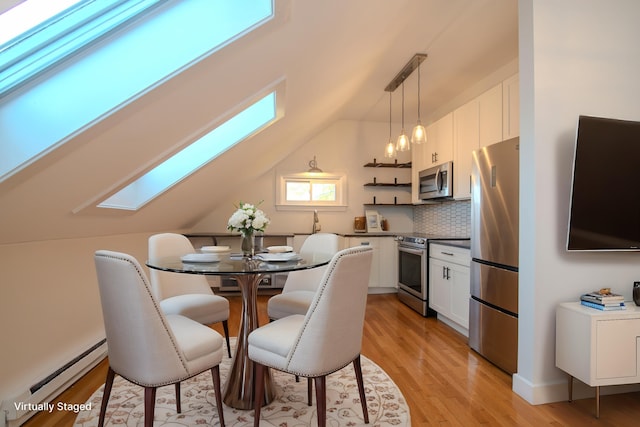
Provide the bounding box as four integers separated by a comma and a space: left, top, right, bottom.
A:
384, 91, 396, 158
396, 81, 410, 152
411, 62, 427, 144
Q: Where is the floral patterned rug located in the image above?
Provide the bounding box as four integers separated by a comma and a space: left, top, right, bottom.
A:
74, 339, 410, 426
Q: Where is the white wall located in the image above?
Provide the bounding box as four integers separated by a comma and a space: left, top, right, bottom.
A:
514, 0, 640, 404
191, 120, 415, 235
0, 233, 157, 404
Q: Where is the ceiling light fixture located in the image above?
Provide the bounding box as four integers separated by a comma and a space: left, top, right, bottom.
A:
396, 81, 410, 152
411, 62, 427, 144
384, 91, 396, 158
383, 53, 428, 154
307, 155, 323, 173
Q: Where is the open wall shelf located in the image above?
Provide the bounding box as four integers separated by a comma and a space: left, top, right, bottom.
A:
363, 160, 411, 168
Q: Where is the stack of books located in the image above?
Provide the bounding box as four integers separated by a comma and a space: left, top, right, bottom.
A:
580, 291, 626, 311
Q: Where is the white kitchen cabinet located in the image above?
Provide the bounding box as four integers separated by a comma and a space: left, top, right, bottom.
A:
452, 83, 503, 200
556, 302, 640, 418
502, 73, 519, 140
429, 243, 471, 335
425, 112, 453, 166
478, 83, 503, 146
453, 99, 479, 199
411, 139, 428, 204
346, 236, 397, 292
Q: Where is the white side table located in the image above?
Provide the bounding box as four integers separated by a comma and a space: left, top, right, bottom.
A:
555, 302, 640, 418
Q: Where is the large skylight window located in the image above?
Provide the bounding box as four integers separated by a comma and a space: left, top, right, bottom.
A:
0, 0, 276, 182
0, 0, 82, 45
97, 89, 281, 211
0, 0, 167, 96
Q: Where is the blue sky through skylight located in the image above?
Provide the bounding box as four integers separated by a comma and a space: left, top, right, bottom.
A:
0, 0, 274, 181
0, 0, 81, 46
98, 91, 278, 210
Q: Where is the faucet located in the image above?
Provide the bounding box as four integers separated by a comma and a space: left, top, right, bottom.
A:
312, 210, 321, 234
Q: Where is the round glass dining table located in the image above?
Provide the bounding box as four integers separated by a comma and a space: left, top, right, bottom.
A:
146, 252, 332, 410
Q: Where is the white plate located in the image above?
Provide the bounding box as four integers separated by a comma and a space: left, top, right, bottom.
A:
256, 252, 301, 262
181, 253, 220, 263
200, 246, 231, 253
267, 245, 293, 253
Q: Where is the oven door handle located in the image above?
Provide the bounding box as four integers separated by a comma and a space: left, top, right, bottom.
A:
398, 246, 425, 256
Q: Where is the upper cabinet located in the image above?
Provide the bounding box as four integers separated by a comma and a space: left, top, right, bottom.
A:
453, 98, 479, 199
425, 112, 454, 166
478, 83, 503, 147
502, 74, 520, 140
452, 74, 519, 200
413, 73, 519, 203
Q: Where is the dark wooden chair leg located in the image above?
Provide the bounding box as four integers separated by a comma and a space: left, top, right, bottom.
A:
144, 387, 157, 427
222, 320, 232, 358
314, 375, 326, 427
307, 377, 312, 405
211, 366, 225, 427
174, 382, 181, 413
353, 355, 369, 423
98, 366, 116, 427
253, 363, 265, 427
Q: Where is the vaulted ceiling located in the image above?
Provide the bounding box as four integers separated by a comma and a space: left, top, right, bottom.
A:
0, 0, 518, 244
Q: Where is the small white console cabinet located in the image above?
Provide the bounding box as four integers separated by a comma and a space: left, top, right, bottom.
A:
555, 302, 640, 418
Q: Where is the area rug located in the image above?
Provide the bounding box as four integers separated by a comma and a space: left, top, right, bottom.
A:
74, 338, 410, 426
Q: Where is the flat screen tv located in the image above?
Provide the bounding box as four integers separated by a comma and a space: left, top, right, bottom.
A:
567, 115, 640, 251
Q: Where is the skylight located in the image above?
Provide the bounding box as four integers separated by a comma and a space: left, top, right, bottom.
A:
0, 0, 81, 45
97, 89, 282, 211
0, 0, 275, 181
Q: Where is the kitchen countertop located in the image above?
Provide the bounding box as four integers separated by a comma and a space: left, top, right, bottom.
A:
430, 239, 471, 250
342, 231, 402, 237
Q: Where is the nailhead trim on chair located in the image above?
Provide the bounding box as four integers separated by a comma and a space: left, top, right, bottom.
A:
101, 252, 190, 383
284, 246, 371, 377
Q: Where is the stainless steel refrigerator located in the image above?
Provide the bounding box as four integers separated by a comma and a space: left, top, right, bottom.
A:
469, 137, 519, 374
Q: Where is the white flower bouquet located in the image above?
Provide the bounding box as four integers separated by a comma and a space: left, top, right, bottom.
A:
227, 202, 270, 236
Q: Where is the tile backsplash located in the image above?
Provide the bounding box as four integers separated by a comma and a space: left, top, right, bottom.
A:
414, 200, 471, 237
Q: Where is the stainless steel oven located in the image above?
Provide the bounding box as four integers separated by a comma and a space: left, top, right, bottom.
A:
396, 236, 431, 316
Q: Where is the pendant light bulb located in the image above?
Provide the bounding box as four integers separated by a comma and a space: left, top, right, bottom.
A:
411, 120, 427, 145
396, 133, 410, 151
411, 62, 427, 144
384, 91, 396, 158
384, 139, 397, 158
396, 81, 410, 152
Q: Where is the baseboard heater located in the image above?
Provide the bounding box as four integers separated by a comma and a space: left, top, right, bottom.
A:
1, 339, 107, 427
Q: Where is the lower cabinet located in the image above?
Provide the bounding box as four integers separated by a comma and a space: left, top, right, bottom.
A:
429, 243, 471, 335
346, 236, 397, 293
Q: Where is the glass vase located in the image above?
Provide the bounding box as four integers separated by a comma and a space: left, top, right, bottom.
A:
241, 232, 254, 257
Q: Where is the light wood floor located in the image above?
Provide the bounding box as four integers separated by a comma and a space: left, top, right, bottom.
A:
25, 294, 640, 426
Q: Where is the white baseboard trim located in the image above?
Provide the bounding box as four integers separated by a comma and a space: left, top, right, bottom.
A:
513, 373, 640, 405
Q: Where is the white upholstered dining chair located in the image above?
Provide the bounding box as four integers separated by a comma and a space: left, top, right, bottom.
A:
267, 232, 341, 320
94, 250, 225, 427
249, 245, 374, 427
148, 233, 231, 357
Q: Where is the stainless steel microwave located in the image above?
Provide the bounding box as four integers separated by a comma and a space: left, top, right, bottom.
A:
418, 161, 453, 200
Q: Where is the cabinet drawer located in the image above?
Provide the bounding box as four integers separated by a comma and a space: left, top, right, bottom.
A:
429, 243, 470, 266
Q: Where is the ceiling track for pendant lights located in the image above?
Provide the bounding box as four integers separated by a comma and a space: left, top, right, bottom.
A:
384, 53, 427, 93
